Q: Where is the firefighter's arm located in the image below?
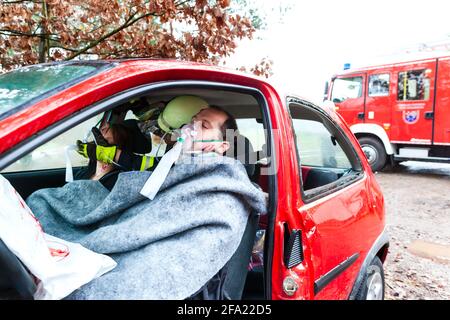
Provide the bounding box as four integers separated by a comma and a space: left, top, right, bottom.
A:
115, 149, 159, 171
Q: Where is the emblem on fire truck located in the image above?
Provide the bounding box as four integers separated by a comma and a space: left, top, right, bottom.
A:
403, 110, 419, 124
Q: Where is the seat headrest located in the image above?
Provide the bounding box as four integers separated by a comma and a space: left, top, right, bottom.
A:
227, 134, 256, 177
122, 119, 152, 154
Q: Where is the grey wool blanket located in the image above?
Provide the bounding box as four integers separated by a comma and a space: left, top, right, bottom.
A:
26, 155, 267, 300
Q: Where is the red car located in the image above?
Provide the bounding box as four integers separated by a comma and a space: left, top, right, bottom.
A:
0, 60, 388, 300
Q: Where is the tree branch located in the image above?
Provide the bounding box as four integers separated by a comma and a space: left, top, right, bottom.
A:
174, 0, 192, 7
64, 11, 163, 61
50, 44, 79, 53
1, 0, 43, 4
0, 29, 51, 38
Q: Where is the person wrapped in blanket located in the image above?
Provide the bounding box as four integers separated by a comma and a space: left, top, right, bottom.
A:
74, 95, 211, 190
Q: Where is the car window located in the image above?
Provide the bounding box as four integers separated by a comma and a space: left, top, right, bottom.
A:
236, 118, 266, 152
288, 102, 362, 195
1, 114, 102, 173
292, 118, 352, 169
0, 63, 108, 120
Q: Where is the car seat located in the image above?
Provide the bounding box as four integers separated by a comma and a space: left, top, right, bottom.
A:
0, 239, 35, 299
303, 168, 339, 190
188, 134, 263, 300
188, 212, 259, 300
121, 119, 152, 154
227, 133, 256, 178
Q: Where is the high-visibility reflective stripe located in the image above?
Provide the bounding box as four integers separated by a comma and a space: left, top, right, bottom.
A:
140, 156, 147, 171
403, 72, 407, 100
140, 156, 155, 171
147, 156, 155, 170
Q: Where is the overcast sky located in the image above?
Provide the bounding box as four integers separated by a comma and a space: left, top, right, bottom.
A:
227, 0, 450, 103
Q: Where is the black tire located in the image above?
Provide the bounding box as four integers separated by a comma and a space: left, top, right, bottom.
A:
355, 256, 385, 300
358, 136, 387, 172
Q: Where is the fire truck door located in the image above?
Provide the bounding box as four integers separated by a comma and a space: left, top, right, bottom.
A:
390, 61, 436, 144
365, 72, 392, 135
330, 74, 366, 126
434, 57, 450, 145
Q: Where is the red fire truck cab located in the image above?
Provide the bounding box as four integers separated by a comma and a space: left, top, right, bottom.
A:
325, 54, 450, 171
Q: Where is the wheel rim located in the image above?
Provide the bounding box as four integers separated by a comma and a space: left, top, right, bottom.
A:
361, 144, 378, 165
366, 272, 383, 300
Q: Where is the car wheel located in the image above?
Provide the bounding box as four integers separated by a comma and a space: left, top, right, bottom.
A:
355, 256, 385, 300
358, 136, 387, 172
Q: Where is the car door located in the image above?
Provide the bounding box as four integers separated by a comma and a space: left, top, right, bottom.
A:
288, 100, 376, 300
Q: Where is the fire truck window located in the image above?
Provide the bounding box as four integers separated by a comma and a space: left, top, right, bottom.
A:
368, 74, 390, 97
397, 69, 430, 101
331, 77, 363, 103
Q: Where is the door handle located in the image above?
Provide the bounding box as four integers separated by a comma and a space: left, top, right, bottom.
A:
357, 112, 365, 120
424, 111, 434, 120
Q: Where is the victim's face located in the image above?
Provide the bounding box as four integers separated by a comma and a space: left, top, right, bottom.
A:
190, 108, 231, 154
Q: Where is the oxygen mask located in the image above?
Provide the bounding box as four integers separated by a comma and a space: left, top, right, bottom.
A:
173, 121, 201, 152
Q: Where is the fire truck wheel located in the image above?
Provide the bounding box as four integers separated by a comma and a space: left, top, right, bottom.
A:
358, 136, 387, 172
355, 256, 385, 300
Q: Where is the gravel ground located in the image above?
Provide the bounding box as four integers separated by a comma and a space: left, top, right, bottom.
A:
374, 161, 450, 300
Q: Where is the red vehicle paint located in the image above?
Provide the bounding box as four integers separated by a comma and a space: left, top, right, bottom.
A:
0, 60, 388, 300
326, 54, 450, 171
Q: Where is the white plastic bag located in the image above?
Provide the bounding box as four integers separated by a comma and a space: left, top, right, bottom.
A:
0, 174, 117, 300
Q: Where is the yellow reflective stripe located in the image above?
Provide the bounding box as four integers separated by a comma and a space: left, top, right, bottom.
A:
139, 156, 155, 171
140, 156, 147, 171
82, 144, 88, 157
403, 72, 407, 101
147, 156, 155, 169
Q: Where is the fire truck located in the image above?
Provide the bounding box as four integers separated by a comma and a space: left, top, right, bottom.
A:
325, 54, 450, 171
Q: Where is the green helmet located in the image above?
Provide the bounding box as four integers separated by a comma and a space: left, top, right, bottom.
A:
157, 95, 209, 133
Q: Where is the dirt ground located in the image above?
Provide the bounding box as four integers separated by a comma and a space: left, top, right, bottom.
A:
374, 161, 450, 300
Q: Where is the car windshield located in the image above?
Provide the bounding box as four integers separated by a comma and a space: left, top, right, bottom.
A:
0, 63, 107, 119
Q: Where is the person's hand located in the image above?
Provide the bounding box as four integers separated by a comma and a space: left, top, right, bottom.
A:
76, 140, 96, 160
